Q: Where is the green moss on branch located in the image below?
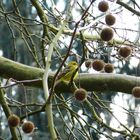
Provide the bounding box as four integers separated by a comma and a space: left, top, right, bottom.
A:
0, 57, 139, 94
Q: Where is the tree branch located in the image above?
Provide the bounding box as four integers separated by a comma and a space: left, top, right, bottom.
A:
117, 0, 140, 16
0, 88, 19, 140
0, 56, 45, 87
0, 56, 138, 94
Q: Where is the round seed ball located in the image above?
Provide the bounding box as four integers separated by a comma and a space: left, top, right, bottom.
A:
132, 86, 140, 98
118, 46, 132, 58
100, 28, 114, 41
98, 1, 109, 12
22, 121, 35, 134
74, 88, 87, 102
105, 14, 116, 26
8, 114, 20, 127
85, 60, 92, 68
92, 59, 104, 71
104, 63, 114, 73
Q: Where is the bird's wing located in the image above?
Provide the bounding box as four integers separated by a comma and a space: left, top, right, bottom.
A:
57, 65, 71, 80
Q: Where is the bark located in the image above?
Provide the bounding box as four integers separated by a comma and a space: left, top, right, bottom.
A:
0, 56, 138, 94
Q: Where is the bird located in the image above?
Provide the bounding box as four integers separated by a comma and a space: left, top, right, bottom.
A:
57, 61, 78, 82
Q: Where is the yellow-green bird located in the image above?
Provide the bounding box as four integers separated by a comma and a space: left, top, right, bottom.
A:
57, 61, 78, 82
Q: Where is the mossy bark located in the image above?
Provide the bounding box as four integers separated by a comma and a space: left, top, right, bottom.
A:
0, 56, 139, 94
